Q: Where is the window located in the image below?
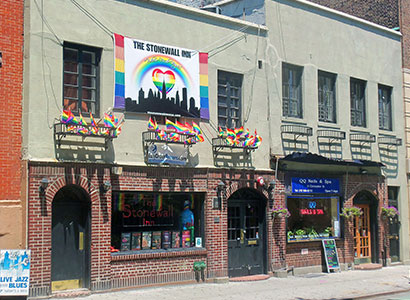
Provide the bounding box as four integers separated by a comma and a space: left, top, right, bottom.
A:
282, 63, 303, 118
287, 196, 340, 242
218, 71, 242, 129
111, 192, 204, 252
378, 85, 392, 131
350, 78, 366, 127
318, 71, 336, 123
63, 43, 101, 116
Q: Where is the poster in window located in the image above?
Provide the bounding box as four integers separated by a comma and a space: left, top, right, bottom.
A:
113, 34, 209, 119
182, 230, 191, 248
131, 232, 141, 251
172, 231, 180, 248
151, 231, 162, 249
162, 231, 171, 249
120, 232, 131, 251
0, 250, 30, 296
142, 232, 152, 250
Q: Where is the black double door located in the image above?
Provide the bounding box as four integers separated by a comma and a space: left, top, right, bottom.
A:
228, 197, 266, 277
51, 187, 90, 290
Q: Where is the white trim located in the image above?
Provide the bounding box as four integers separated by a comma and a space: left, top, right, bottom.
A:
140, 0, 268, 31
210, 0, 401, 37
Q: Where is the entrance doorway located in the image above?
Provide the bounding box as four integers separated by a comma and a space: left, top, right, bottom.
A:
353, 204, 371, 262
353, 191, 379, 264
51, 185, 90, 291
227, 188, 266, 277
388, 187, 400, 262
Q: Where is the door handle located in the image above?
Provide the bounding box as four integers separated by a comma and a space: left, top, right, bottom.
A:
240, 229, 244, 244
79, 232, 84, 251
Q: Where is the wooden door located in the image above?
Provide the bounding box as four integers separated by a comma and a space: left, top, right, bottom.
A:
353, 204, 371, 262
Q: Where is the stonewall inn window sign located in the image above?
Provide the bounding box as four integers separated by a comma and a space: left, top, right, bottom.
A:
113, 34, 209, 119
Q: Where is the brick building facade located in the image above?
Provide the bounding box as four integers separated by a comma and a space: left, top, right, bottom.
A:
21, 0, 404, 297
0, 0, 25, 249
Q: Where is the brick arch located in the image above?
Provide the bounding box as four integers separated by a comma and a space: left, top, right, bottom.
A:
225, 182, 268, 201
44, 174, 99, 205
348, 183, 380, 202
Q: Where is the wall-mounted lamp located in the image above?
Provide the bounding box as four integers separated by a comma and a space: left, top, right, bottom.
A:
360, 168, 368, 175
39, 177, 49, 194
213, 180, 226, 210
100, 181, 112, 193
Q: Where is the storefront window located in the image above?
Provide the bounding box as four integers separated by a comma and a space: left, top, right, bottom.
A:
287, 196, 340, 242
111, 192, 204, 252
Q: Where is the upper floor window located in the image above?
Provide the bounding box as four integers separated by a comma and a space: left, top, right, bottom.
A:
378, 85, 392, 131
218, 71, 242, 129
318, 71, 336, 123
282, 63, 303, 118
63, 43, 101, 116
350, 78, 366, 127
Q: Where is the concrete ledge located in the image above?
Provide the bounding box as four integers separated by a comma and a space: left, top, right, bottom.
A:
273, 269, 288, 278
292, 265, 323, 276
208, 277, 229, 284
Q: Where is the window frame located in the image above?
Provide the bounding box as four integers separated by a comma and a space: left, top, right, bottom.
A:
217, 70, 243, 129
318, 70, 337, 123
63, 42, 101, 117
378, 84, 393, 131
350, 78, 367, 127
282, 63, 303, 119
286, 195, 341, 243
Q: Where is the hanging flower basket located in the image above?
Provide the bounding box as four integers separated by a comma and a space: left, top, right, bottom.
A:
272, 207, 290, 219
340, 206, 363, 219
381, 206, 399, 221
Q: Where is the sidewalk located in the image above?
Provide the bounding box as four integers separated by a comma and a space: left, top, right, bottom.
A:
48, 265, 410, 300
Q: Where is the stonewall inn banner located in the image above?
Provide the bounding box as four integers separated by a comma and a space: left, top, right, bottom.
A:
114, 34, 209, 119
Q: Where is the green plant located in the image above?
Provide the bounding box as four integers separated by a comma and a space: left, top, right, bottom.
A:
295, 229, 306, 236
340, 206, 363, 219
305, 227, 318, 237
381, 206, 399, 219
272, 207, 291, 218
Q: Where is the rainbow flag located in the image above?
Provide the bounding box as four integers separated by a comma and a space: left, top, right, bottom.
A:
100, 128, 110, 136
104, 113, 116, 128
112, 122, 123, 137
244, 128, 250, 139
114, 33, 125, 109
218, 127, 224, 137
157, 130, 167, 140
117, 193, 125, 211
235, 126, 244, 139
79, 113, 88, 126
226, 128, 236, 140
156, 195, 163, 211
184, 122, 194, 135
168, 132, 180, 142
192, 122, 202, 135
184, 137, 197, 145
165, 119, 177, 132
176, 121, 188, 134
77, 127, 89, 135
61, 110, 73, 123
148, 117, 158, 131
67, 125, 76, 132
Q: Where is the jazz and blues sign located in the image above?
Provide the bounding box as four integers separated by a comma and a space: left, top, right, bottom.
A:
291, 177, 340, 194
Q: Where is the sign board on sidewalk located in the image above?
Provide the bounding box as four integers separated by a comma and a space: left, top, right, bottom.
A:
322, 239, 340, 273
0, 249, 30, 296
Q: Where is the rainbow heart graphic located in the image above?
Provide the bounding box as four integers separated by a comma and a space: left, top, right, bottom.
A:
152, 69, 176, 94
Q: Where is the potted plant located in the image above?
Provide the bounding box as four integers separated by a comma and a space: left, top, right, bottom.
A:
272, 206, 291, 219
381, 205, 399, 222
340, 206, 363, 219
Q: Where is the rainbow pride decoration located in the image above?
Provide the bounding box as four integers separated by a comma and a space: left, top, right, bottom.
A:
149, 119, 204, 144
218, 127, 262, 148
60, 110, 123, 138
113, 33, 125, 109
113, 34, 209, 120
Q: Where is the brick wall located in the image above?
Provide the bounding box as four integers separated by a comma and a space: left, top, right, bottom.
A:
307, 0, 399, 29
0, 0, 25, 249
27, 162, 388, 296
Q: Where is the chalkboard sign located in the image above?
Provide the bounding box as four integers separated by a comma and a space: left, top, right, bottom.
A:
322, 239, 340, 272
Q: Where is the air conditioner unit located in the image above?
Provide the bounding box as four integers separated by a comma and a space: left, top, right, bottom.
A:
201, 6, 221, 14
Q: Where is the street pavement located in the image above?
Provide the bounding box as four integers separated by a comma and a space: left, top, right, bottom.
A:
49, 265, 410, 300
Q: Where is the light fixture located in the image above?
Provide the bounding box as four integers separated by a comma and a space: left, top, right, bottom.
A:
39, 177, 49, 194
214, 181, 226, 210
100, 181, 112, 193
360, 168, 368, 175
268, 180, 276, 191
